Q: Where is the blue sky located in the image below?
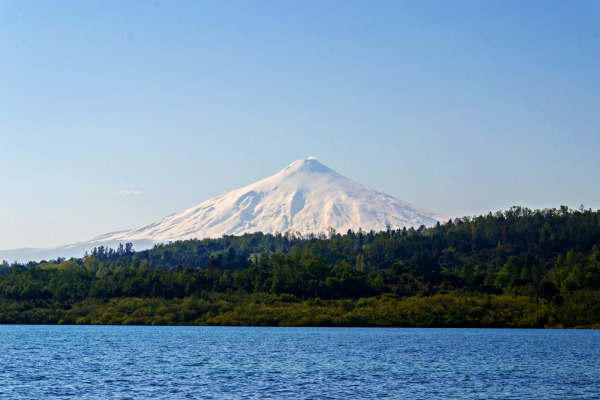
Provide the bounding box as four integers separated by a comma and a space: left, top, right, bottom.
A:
1, 1, 600, 249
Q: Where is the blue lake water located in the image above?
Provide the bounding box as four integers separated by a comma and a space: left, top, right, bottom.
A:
0, 326, 598, 399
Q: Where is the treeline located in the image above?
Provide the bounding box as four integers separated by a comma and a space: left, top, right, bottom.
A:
1, 206, 600, 327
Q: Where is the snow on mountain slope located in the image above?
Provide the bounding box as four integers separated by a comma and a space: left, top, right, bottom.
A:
1, 158, 447, 262
99, 157, 446, 243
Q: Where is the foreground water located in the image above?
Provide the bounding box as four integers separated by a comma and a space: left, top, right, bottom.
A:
0, 326, 598, 399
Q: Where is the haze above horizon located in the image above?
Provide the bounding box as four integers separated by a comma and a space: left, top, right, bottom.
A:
2, 1, 600, 249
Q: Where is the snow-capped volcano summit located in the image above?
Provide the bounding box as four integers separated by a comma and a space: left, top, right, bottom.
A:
100, 157, 446, 242
1, 158, 447, 262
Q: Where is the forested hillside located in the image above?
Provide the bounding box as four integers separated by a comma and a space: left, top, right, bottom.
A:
1, 206, 599, 327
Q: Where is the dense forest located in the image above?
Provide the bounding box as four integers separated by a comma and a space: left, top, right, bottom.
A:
1, 206, 600, 327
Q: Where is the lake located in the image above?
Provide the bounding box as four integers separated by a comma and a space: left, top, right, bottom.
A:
0, 326, 598, 399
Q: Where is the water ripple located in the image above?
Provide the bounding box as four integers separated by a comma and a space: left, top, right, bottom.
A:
0, 326, 599, 399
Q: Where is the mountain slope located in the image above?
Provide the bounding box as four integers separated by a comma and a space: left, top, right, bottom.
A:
99, 157, 446, 243
2, 158, 446, 262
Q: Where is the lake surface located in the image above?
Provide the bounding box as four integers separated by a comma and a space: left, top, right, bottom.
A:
0, 326, 598, 399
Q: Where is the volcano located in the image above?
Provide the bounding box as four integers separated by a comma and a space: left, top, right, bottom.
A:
2, 158, 447, 262
98, 157, 446, 242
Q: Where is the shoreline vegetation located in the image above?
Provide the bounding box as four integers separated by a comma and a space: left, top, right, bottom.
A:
1, 206, 600, 328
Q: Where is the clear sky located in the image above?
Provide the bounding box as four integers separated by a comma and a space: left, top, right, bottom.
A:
1, 1, 600, 249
